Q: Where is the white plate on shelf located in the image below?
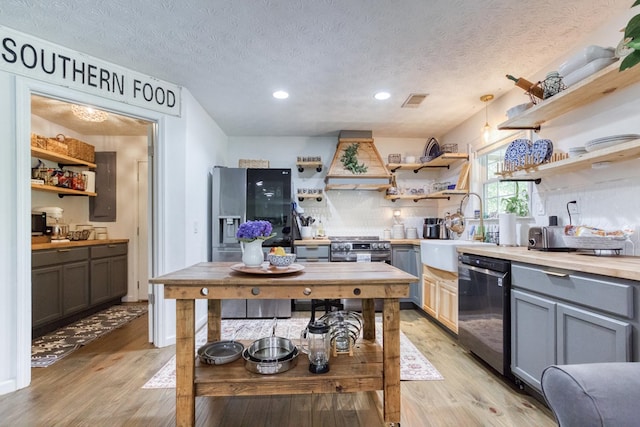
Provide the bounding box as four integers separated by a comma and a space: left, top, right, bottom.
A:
584, 134, 640, 152
562, 57, 618, 87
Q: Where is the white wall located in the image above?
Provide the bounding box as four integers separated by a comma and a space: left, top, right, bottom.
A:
440, 6, 640, 253
228, 135, 448, 236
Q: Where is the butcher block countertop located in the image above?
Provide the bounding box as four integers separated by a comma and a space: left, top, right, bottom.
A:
456, 245, 640, 282
293, 238, 421, 245
32, 239, 129, 251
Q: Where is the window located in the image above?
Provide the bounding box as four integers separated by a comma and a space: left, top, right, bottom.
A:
479, 134, 530, 218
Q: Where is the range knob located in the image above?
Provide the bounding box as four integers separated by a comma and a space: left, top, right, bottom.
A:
383, 242, 391, 249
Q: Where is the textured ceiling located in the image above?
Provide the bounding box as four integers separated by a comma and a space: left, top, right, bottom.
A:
0, 0, 632, 138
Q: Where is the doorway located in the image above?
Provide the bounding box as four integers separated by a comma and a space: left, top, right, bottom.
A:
30, 93, 155, 323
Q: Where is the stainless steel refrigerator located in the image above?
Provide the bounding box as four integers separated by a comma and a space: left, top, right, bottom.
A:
209, 166, 292, 318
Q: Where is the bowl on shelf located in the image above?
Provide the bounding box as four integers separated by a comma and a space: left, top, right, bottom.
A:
267, 254, 296, 268
420, 156, 434, 163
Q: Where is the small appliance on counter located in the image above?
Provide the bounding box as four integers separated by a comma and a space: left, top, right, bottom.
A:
423, 217, 441, 239
527, 226, 574, 251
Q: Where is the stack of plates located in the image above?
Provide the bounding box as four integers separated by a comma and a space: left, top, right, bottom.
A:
584, 134, 640, 152
559, 46, 617, 87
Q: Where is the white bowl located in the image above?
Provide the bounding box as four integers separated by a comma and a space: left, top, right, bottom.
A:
267, 253, 296, 268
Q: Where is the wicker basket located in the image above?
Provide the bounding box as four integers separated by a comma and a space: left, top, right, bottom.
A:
30, 133, 48, 149
45, 137, 68, 155
55, 134, 95, 162
388, 154, 401, 163
441, 143, 458, 153
238, 159, 269, 168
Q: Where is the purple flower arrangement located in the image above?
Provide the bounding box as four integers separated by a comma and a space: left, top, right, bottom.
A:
236, 220, 275, 242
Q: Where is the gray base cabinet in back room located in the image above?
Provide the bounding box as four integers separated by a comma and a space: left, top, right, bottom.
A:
32, 242, 128, 338
511, 262, 634, 394
32, 247, 90, 328
90, 243, 128, 305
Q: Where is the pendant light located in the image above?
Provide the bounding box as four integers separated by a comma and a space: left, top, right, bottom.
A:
480, 94, 494, 143
71, 104, 109, 122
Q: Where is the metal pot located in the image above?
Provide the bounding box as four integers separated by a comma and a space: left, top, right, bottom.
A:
242, 347, 299, 375
245, 335, 297, 362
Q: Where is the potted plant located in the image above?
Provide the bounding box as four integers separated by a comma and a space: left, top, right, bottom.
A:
502, 182, 529, 216
620, 0, 640, 71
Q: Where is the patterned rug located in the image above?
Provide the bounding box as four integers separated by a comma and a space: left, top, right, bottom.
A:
142, 316, 443, 388
31, 304, 148, 368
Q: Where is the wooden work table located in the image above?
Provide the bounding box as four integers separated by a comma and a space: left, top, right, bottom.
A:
149, 261, 416, 427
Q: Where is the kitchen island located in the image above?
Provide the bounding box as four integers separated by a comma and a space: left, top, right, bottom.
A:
149, 261, 416, 427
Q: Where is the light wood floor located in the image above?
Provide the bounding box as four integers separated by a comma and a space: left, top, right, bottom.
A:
0, 308, 556, 426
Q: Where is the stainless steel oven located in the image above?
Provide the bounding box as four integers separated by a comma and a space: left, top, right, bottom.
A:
458, 253, 512, 377
329, 236, 391, 263
329, 236, 391, 311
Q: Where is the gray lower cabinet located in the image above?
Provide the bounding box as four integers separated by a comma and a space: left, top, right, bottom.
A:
90, 243, 128, 304
391, 245, 421, 307
32, 247, 90, 328
33, 242, 128, 337
511, 262, 633, 393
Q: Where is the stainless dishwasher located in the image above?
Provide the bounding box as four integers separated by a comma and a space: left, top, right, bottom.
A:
457, 253, 511, 377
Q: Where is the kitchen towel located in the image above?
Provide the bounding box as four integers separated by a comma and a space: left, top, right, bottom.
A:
499, 213, 517, 246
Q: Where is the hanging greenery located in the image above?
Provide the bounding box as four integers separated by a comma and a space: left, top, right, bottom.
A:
620, 0, 640, 71
340, 143, 368, 174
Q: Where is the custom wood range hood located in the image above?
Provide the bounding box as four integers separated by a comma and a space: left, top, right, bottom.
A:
325, 130, 392, 191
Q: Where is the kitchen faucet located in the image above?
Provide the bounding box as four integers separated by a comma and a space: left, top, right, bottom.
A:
460, 192, 485, 241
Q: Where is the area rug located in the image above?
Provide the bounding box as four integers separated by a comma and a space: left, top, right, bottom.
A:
142, 317, 443, 388
31, 304, 148, 368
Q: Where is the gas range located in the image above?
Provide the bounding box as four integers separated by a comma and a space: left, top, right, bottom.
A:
328, 236, 392, 262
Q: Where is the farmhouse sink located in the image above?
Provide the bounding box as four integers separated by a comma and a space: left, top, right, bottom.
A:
420, 240, 495, 273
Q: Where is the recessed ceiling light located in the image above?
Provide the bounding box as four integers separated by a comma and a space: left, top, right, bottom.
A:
273, 90, 289, 99
374, 91, 391, 100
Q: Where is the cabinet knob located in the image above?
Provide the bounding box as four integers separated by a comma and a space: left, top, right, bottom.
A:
303, 287, 312, 296
200, 288, 209, 296
251, 287, 261, 296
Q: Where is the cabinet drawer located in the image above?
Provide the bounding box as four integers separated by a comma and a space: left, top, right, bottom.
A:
33, 247, 89, 267
512, 263, 634, 318
91, 243, 128, 259
295, 245, 329, 260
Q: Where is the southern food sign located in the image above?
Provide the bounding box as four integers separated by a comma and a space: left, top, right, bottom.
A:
0, 25, 181, 116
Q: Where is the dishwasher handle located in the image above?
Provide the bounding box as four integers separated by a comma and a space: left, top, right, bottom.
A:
459, 262, 509, 280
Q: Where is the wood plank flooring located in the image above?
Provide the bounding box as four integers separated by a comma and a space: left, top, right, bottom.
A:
0, 308, 556, 426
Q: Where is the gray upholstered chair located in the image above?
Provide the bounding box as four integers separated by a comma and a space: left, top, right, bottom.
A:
541, 363, 640, 427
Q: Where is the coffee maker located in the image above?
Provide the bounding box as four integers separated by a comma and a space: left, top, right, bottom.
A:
423, 217, 441, 239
